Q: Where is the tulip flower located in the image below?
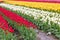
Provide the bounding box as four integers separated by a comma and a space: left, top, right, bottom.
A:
0, 7, 37, 29
9, 26, 14, 33
0, 15, 14, 33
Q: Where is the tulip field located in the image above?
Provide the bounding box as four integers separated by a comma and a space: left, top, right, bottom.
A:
4, 1, 60, 13
0, 1, 60, 40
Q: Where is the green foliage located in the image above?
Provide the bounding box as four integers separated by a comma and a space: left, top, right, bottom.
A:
13, 10, 60, 39
0, 29, 17, 40
8, 20, 36, 40
1, 7, 60, 39
1, 14, 36, 40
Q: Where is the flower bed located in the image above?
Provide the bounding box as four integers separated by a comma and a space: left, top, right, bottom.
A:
0, 7, 36, 40
4, 1, 60, 13
0, 14, 17, 40
0, 3, 60, 39
0, 7, 37, 29
0, 14, 14, 33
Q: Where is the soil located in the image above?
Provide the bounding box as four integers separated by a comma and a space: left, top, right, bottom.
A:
36, 30, 58, 40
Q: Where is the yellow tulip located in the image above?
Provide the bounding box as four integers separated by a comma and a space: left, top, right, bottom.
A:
4, 1, 60, 13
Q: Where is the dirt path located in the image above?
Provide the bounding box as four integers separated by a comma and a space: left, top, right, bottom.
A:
36, 30, 58, 40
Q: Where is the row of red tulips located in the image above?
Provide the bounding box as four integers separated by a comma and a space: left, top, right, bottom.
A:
0, 15, 14, 34
0, 7, 37, 29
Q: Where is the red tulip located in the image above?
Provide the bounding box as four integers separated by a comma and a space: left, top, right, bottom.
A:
0, 15, 14, 33
9, 26, 14, 33
0, 7, 37, 29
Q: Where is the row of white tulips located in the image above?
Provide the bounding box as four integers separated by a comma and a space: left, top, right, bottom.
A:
0, 3, 60, 25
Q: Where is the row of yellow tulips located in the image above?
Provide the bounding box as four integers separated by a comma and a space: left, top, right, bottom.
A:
4, 1, 60, 13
